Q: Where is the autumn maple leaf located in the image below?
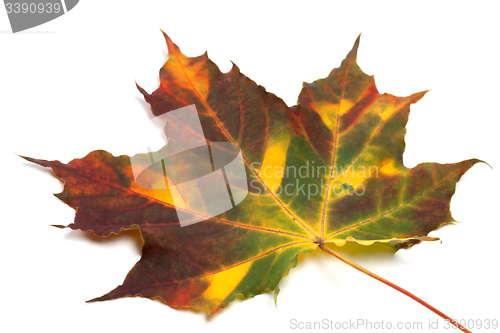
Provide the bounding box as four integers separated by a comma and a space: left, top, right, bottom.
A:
22, 32, 481, 332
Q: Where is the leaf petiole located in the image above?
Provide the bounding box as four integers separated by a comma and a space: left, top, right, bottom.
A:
318, 243, 472, 333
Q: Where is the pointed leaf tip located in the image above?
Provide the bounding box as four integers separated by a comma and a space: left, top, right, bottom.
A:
50, 225, 67, 229
470, 158, 491, 169
135, 82, 150, 97
160, 30, 180, 54
408, 90, 430, 104
347, 34, 361, 61
19, 155, 47, 167
229, 60, 240, 73
355, 32, 362, 44
274, 287, 280, 308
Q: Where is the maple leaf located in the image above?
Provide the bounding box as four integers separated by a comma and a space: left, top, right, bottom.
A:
22, 32, 481, 329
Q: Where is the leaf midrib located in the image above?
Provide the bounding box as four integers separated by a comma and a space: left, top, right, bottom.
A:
26, 155, 315, 242
97, 241, 313, 292
325, 165, 466, 240
320, 55, 353, 240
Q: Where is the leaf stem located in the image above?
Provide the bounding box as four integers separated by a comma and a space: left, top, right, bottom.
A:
318, 243, 472, 333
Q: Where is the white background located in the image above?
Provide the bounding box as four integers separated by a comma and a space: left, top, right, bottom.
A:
1, 1, 499, 332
